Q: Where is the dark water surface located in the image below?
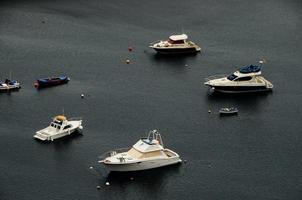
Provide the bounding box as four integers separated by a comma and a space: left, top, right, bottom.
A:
1, 0, 302, 199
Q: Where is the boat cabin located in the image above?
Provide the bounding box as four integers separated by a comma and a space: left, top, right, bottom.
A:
227, 74, 254, 81
227, 65, 262, 81
167, 34, 188, 44
50, 115, 71, 130
125, 130, 166, 159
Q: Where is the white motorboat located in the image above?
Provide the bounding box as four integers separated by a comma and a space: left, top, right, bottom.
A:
99, 130, 182, 172
149, 34, 201, 54
204, 61, 273, 93
34, 115, 83, 141
0, 79, 21, 92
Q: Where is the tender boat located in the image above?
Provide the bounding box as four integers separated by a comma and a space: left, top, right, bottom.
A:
204, 61, 273, 93
34, 76, 70, 88
34, 115, 83, 141
219, 107, 238, 115
99, 130, 182, 172
0, 79, 21, 92
149, 34, 201, 54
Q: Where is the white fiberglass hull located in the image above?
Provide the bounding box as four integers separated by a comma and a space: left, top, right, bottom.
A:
101, 157, 182, 172
0, 84, 21, 91
34, 128, 80, 141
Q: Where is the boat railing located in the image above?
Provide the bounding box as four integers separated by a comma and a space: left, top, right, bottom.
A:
257, 76, 273, 88
149, 40, 162, 46
98, 147, 131, 161
204, 74, 227, 82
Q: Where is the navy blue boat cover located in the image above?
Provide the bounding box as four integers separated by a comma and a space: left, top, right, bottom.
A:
38, 76, 67, 82
239, 65, 261, 73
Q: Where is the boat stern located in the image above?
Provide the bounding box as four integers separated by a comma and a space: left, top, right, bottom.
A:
33, 131, 49, 141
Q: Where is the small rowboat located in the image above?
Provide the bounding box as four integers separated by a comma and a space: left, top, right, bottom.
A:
34, 76, 70, 89
219, 107, 238, 115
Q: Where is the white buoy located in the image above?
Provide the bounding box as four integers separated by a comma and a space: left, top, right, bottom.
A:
185, 64, 188, 67
126, 59, 130, 64
130, 177, 134, 180
105, 182, 110, 186
97, 185, 101, 189
89, 166, 93, 169
208, 110, 211, 113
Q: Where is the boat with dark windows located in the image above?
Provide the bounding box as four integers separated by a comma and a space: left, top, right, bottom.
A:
34, 76, 70, 89
204, 61, 273, 93
34, 115, 83, 141
99, 130, 182, 172
149, 34, 201, 54
0, 79, 21, 92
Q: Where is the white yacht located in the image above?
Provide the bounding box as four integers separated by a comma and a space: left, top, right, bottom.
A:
204, 62, 273, 93
99, 130, 181, 172
34, 115, 83, 141
149, 34, 201, 54
0, 79, 21, 91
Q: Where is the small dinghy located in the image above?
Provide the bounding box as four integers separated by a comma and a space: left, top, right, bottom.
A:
0, 79, 21, 92
34, 76, 70, 89
219, 107, 238, 115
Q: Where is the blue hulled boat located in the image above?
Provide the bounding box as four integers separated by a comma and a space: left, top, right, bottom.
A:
34, 76, 70, 89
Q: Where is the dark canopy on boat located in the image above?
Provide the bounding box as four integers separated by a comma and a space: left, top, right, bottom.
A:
239, 65, 261, 73
38, 76, 67, 82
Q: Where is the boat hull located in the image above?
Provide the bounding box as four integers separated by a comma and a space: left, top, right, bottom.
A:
209, 85, 272, 94
0, 85, 21, 92
35, 77, 69, 88
219, 111, 238, 115
102, 157, 182, 172
34, 124, 83, 141
151, 47, 200, 54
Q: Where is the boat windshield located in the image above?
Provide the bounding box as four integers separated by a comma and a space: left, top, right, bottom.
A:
168, 39, 185, 44
227, 74, 237, 81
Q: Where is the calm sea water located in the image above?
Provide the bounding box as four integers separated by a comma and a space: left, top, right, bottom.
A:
1, 0, 302, 199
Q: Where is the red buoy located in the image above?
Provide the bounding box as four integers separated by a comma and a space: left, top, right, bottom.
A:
128, 47, 133, 52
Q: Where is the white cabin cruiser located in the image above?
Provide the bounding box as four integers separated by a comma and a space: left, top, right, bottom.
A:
150, 34, 201, 54
99, 130, 181, 172
34, 115, 83, 141
204, 62, 273, 93
0, 79, 21, 91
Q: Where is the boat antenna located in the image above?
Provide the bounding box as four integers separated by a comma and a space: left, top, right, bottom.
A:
62, 108, 65, 116
9, 70, 12, 80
